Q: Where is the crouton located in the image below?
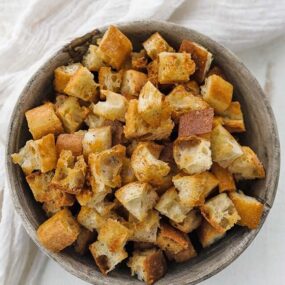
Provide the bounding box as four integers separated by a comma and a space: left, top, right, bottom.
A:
37, 208, 80, 252
64, 66, 100, 102
211, 124, 243, 168
128, 249, 167, 285
131, 142, 170, 185
201, 74, 233, 113
77, 206, 106, 231
85, 113, 108, 129
25, 102, 63, 139
211, 162, 236, 192
82, 126, 112, 157
51, 150, 87, 194
97, 25, 133, 70
173, 136, 212, 175
182, 80, 200, 95
82, 44, 105, 72
56, 133, 84, 156
228, 146, 265, 180
229, 191, 264, 229
147, 59, 159, 86
143, 32, 174, 60
53, 63, 82, 93
115, 182, 158, 221
91, 90, 128, 122
200, 193, 240, 233
121, 157, 136, 185
55, 95, 89, 133
131, 49, 148, 70
74, 227, 96, 255
173, 172, 218, 208
155, 187, 191, 223
121, 70, 148, 98
178, 108, 214, 137
158, 52, 196, 84
11, 133, 57, 175
197, 219, 225, 248
170, 209, 202, 233
89, 144, 126, 188
42, 201, 62, 217
98, 67, 123, 93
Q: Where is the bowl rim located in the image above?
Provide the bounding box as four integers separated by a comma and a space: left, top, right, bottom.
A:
5, 20, 280, 285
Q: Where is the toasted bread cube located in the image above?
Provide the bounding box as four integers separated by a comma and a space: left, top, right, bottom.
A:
121, 157, 136, 185
56, 133, 83, 156
147, 59, 159, 86
178, 108, 214, 137
121, 69, 148, 98
131, 50, 148, 70
211, 124, 243, 168
85, 113, 108, 129
82, 44, 105, 72
11, 134, 57, 175
37, 208, 80, 252
155, 187, 191, 223
170, 209, 202, 233
25, 102, 63, 139
211, 162, 236, 192
165, 85, 209, 119
228, 146, 265, 180
131, 142, 170, 185
173, 136, 212, 175
173, 172, 218, 208
64, 66, 99, 102
55, 95, 89, 133
158, 52, 195, 84
128, 249, 167, 285
51, 150, 87, 194
115, 182, 158, 221
74, 227, 96, 255
42, 201, 62, 217
77, 206, 106, 231
82, 126, 112, 157
197, 219, 225, 248
201, 74, 233, 112
97, 25, 132, 70
182, 80, 200, 95
143, 32, 174, 60
201, 193, 240, 233
157, 223, 196, 262
179, 40, 213, 83
89, 144, 126, 187
229, 191, 264, 229
98, 67, 123, 93
91, 90, 128, 122
54, 63, 82, 93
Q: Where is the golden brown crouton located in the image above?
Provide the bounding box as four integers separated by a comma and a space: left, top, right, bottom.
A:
98, 67, 123, 94
97, 25, 133, 70
158, 52, 196, 84
84, 112, 108, 129
37, 208, 80, 252
56, 133, 84, 156
229, 191, 264, 229
74, 227, 96, 255
25, 102, 63, 139
121, 157, 136, 185
77, 206, 106, 231
131, 50, 148, 70
147, 59, 159, 86
82, 44, 105, 72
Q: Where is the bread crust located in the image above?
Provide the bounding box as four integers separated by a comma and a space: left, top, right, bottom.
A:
56, 133, 84, 156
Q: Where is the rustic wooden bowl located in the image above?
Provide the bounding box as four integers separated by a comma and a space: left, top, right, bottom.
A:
5, 21, 280, 285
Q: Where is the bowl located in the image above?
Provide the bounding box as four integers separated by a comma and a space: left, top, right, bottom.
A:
5, 20, 280, 285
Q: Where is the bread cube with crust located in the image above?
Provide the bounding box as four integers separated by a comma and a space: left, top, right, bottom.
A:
173, 136, 212, 175
211, 162, 236, 192
54, 63, 82, 93
131, 49, 148, 70
42, 201, 62, 217
56, 133, 84, 157
97, 25, 133, 70
64, 66, 100, 102
131, 142, 170, 185
179, 40, 213, 83
121, 157, 136, 185
91, 90, 128, 122
74, 227, 96, 255
200, 193, 240, 233
143, 32, 174, 60
51, 150, 87, 194
173, 172, 218, 208
98, 67, 123, 94
127, 249, 167, 285
82, 44, 105, 72
211, 124, 243, 168
37, 208, 80, 252
11, 134, 57, 175
229, 191, 264, 229
77, 206, 106, 231
25, 102, 63, 139
115, 182, 158, 221
147, 59, 159, 86
201, 74, 233, 112
84, 113, 108, 129
228, 146, 265, 180
89, 144, 126, 188
158, 52, 196, 84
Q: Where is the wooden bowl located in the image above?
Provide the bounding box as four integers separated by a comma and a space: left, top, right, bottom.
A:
5, 21, 280, 285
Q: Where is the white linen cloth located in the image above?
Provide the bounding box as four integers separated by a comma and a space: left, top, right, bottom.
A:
0, 1, 285, 284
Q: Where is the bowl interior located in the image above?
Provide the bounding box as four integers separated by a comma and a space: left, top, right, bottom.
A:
6, 21, 280, 285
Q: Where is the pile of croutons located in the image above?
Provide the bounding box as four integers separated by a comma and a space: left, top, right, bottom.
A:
12, 25, 265, 285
